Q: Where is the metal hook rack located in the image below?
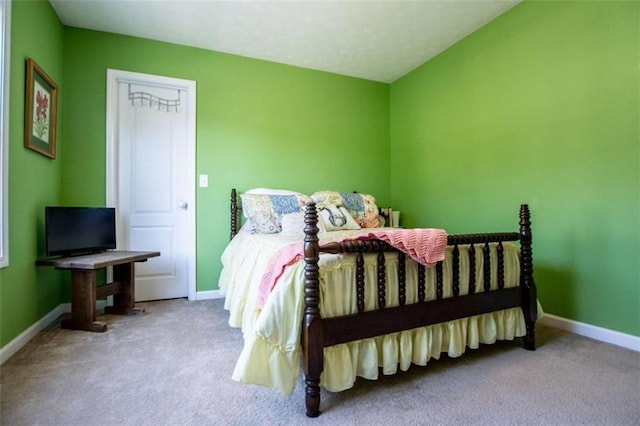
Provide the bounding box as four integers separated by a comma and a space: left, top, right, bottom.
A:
128, 84, 181, 112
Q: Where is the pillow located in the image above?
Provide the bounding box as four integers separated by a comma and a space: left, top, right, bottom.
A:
280, 211, 333, 235
242, 188, 303, 218
310, 190, 344, 209
280, 212, 306, 236
341, 192, 383, 228
240, 193, 311, 234
311, 191, 383, 228
318, 205, 361, 231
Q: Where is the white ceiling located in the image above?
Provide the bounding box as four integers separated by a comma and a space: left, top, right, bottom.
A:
49, 0, 521, 83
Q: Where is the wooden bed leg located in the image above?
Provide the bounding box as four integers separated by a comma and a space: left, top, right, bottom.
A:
303, 203, 323, 417
305, 372, 322, 417
519, 204, 537, 351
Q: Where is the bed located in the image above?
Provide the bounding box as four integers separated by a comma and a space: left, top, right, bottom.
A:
220, 188, 538, 417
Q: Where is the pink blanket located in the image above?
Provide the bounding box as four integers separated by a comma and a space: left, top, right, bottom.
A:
257, 242, 305, 308
349, 228, 448, 267
257, 228, 448, 308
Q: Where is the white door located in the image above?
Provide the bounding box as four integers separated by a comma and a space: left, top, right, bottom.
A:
106, 70, 196, 301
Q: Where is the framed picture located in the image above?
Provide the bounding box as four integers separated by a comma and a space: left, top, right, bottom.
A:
24, 58, 58, 159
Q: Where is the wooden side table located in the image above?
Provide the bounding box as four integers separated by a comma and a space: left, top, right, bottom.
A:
36, 250, 160, 332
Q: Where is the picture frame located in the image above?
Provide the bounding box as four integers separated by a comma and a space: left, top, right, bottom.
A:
24, 58, 58, 159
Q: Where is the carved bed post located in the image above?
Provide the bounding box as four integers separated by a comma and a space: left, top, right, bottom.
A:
303, 203, 323, 417
230, 188, 238, 240
519, 204, 537, 350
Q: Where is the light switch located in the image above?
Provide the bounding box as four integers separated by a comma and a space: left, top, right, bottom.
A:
199, 174, 209, 188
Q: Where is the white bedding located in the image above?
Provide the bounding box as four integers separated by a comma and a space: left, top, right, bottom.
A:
219, 229, 528, 395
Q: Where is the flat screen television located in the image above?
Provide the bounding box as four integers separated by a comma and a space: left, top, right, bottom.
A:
45, 206, 116, 257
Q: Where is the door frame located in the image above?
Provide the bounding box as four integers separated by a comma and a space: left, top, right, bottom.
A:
106, 69, 196, 301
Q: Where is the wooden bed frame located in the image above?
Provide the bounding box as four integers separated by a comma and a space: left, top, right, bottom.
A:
229, 188, 538, 417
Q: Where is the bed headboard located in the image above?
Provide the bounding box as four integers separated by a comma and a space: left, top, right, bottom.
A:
230, 188, 240, 240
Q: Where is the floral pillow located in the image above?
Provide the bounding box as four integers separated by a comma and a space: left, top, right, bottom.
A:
311, 191, 383, 228
240, 193, 311, 234
310, 190, 344, 209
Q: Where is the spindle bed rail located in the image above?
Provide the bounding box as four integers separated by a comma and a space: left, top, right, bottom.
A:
229, 188, 538, 417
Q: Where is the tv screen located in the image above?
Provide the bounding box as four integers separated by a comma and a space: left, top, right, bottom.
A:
45, 207, 116, 257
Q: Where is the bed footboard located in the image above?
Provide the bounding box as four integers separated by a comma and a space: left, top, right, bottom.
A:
302, 203, 537, 417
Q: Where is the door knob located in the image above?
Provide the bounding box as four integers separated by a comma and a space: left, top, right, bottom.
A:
178, 201, 188, 210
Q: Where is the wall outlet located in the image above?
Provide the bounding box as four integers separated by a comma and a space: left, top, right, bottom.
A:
199, 174, 208, 188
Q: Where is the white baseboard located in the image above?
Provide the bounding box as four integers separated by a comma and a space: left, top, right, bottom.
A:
195, 289, 224, 300
0, 303, 67, 365
539, 314, 640, 352
0, 299, 110, 365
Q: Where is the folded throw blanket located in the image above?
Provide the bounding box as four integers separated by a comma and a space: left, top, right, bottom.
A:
348, 228, 448, 267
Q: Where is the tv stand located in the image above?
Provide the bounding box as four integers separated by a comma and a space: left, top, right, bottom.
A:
36, 250, 160, 332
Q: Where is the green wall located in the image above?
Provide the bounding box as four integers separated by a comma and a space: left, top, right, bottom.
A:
0, 1, 65, 347
61, 28, 390, 295
391, 1, 639, 336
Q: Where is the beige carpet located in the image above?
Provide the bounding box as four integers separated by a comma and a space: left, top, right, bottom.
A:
1, 298, 638, 425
